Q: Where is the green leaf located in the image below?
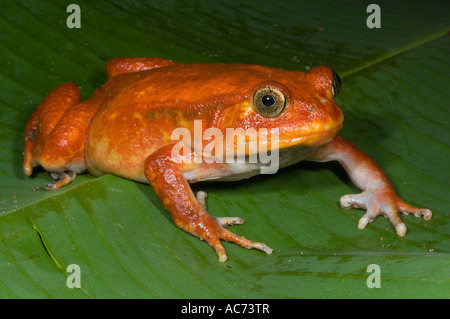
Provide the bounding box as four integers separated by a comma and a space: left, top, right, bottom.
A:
0, 0, 449, 298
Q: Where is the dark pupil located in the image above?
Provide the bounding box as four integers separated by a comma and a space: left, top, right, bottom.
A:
262, 95, 275, 107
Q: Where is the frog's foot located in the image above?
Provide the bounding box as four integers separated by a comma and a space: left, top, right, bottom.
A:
44, 171, 77, 191
183, 212, 273, 262
340, 187, 432, 237
194, 190, 272, 261
212, 228, 273, 262
196, 191, 245, 227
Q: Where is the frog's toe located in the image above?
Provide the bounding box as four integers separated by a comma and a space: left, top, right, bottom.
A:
208, 237, 228, 262
44, 171, 76, 190
357, 207, 407, 237
220, 228, 273, 255
206, 227, 273, 262
357, 211, 376, 230
215, 217, 245, 227
196, 190, 208, 210
398, 203, 432, 221
416, 208, 432, 221
382, 208, 407, 237
340, 193, 366, 210
394, 222, 407, 237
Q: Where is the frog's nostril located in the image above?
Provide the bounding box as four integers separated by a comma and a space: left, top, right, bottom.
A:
309, 105, 316, 112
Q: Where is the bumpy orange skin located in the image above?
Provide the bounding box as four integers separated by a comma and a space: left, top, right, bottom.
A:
23, 57, 431, 262
85, 62, 343, 181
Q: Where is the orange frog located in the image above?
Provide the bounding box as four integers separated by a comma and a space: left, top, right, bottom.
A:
23, 57, 432, 262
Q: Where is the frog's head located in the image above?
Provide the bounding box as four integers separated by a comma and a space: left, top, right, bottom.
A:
216, 65, 344, 152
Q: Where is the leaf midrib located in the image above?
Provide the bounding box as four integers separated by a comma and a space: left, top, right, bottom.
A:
339, 28, 449, 77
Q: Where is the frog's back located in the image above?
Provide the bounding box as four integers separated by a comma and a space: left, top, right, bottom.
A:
100, 63, 299, 113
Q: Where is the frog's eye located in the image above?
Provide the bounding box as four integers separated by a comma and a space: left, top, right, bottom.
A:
331, 71, 341, 98
253, 87, 286, 118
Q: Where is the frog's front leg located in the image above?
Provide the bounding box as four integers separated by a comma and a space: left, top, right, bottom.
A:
144, 144, 272, 262
307, 136, 432, 236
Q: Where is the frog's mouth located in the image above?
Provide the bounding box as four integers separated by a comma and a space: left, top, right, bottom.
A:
212, 120, 342, 160
245, 120, 343, 154
276, 121, 343, 150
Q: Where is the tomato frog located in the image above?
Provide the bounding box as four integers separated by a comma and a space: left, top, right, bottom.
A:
23, 57, 432, 262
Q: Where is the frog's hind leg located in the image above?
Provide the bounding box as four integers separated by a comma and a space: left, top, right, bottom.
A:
23, 82, 92, 190
23, 82, 81, 177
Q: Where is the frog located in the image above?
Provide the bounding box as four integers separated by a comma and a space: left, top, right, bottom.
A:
23, 57, 432, 262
